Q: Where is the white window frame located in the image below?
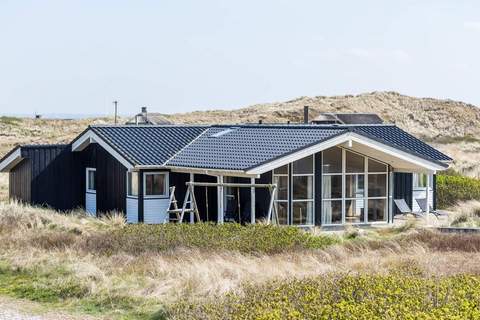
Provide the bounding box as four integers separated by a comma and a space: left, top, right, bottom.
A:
412, 173, 433, 191
86, 168, 96, 194
291, 155, 315, 227
273, 165, 290, 225
143, 172, 169, 199
321, 147, 389, 226
126, 171, 139, 198
272, 156, 315, 227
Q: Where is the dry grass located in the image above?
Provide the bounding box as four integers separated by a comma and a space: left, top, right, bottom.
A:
1, 91, 480, 202
1, 203, 480, 304
446, 200, 480, 227
0, 174, 8, 202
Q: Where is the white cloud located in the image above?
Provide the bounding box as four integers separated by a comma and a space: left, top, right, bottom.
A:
463, 21, 480, 32
349, 48, 374, 59
348, 48, 411, 63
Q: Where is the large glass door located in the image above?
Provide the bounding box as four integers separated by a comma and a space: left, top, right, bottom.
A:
273, 155, 314, 226
322, 147, 388, 225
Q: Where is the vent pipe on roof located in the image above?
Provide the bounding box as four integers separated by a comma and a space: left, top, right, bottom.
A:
303, 106, 309, 124
259, 119, 263, 124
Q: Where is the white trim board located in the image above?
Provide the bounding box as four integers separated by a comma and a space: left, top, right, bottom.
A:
0, 148, 23, 172
72, 130, 134, 170
163, 165, 259, 178
246, 132, 447, 175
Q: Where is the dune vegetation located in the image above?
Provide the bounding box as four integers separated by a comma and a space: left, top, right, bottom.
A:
0, 202, 480, 319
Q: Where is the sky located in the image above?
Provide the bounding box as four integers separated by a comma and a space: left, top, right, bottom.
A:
1, 0, 480, 117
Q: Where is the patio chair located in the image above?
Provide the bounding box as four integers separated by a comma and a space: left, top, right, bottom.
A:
415, 198, 448, 218
394, 199, 425, 218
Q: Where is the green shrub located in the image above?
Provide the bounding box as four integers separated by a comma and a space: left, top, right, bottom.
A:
167, 274, 480, 319
437, 174, 480, 208
0, 261, 160, 319
84, 223, 339, 255
0, 116, 20, 126
0, 263, 88, 303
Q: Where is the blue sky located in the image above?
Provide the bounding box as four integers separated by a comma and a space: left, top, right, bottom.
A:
1, 0, 479, 116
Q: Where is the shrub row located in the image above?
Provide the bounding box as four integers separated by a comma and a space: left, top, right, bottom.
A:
436, 174, 480, 208
167, 274, 480, 320
83, 223, 339, 255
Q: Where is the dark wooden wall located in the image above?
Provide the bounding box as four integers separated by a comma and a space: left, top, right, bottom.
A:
314, 152, 322, 226
76, 144, 127, 215
254, 171, 272, 221
193, 174, 218, 222
9, 158, 31, 203
393, 172, 413, 215
22, 145, 80, 211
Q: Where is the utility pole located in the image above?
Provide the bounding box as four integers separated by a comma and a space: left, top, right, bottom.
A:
113, 100, 118, 124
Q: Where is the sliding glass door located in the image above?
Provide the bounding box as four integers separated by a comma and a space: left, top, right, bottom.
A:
322, 147, 388, 225
273, 155, 314, 226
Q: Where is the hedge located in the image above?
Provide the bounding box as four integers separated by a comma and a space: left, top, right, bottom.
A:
436, 174, 480, 208
167, 274, 480, 319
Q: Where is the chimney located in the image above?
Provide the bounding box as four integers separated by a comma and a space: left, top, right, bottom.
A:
258, 119, 263, 124
303, 106, 309, 124
141, 107, 148, 123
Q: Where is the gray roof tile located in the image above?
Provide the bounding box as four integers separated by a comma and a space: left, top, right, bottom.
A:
166, 126, 347, 170
353, 126, 452, 162
90, 125, 207, 166
166, 124, 451, 171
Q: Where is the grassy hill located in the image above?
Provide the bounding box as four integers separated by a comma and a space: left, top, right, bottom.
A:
1, 91, 480, 201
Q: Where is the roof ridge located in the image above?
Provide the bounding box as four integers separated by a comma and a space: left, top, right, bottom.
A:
90, 127, 138, 166
210, 124, 395, 129
162, 127, 211, 166
89, 124, 210, 128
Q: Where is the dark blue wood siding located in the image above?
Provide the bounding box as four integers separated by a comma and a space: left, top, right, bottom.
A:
393, 172, 413, 214
314, 152, 322, 226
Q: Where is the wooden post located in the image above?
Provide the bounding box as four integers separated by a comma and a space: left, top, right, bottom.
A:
179, 185, 191, 223
217, 176, 224, 224
388, 167, 394, 224
271, 185, 278, 225
266, 186, 276, 224
189, 173, 194, 224
250, 177, 256, 224
425, 171, 430, 226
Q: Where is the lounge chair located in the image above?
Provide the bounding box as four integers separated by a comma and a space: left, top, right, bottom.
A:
415, 198, 448, 218
394, 199, 425, 218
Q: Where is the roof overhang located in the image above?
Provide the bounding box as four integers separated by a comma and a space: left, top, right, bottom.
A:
161, 165, 260, 178
71, 129, 134, 170
0, 147, 23, 172
246, 132, 449, 175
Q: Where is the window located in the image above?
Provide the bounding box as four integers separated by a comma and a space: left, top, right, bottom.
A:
368, 159, 387, 173
273, 165, 289, 225
368, 174, 387, 197
413, 173, 432, 189
292, 155, 314, 225
322, 147, 388, 225
273, 156, 315, 226
322, 147, 342, 173
144, 172, 168, 197
86, 168, 96, 193
346, 151, 364, 173
127, 171, 139, 197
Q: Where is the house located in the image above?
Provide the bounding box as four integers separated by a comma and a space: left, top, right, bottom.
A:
125, 107, 172, 125
0, 114, 452, 226
310, 113, 384, 125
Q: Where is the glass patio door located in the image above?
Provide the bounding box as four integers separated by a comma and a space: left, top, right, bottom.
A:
322, 147, 388, 225
273, 155, 315, 226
